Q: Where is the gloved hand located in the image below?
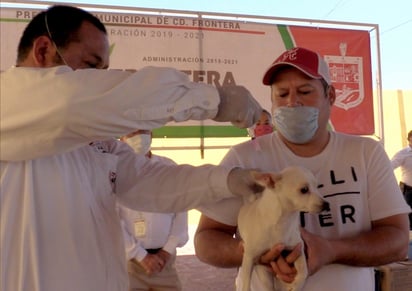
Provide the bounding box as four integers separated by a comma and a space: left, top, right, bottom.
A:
227, 168, 264, 198
213, 85, 263, 128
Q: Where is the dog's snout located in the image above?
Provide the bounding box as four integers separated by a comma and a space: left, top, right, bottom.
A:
322, 201, 330, 212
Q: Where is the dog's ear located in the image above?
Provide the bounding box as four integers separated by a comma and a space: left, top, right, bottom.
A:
251, 172, 279, 189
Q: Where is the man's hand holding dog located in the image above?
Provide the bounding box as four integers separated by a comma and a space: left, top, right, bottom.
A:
259, 243, 302, 283
264, 229, 336, 283
301, 228, 335, 275
237, 240, 301, 283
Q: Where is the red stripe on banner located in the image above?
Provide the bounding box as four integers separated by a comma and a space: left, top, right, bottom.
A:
288, 26, 374, 135
106, 23, 266, 35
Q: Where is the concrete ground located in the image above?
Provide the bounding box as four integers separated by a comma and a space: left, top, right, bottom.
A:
175, 222, 237, 291
176, 255, 237, 291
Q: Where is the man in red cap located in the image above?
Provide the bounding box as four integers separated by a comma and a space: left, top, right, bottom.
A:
194, 47, 411, 291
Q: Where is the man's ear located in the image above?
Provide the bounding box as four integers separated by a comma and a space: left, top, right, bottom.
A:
328, 85, 336, 106
31, 35, 56, 67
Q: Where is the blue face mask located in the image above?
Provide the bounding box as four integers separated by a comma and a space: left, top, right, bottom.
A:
272, 106, 319, 144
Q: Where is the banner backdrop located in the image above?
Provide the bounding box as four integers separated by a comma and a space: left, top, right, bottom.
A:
0, 7, 374, 136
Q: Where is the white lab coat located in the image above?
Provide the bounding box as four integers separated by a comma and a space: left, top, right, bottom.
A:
0, 66, 233, 291
0, 66, 219, 161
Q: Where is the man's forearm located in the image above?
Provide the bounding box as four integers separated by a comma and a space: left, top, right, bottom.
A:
303, 214, 409, 275
194, 229, 243, 268
332, 223, 409, 266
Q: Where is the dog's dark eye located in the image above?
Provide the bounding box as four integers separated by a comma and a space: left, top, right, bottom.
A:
300, 186, 309, 194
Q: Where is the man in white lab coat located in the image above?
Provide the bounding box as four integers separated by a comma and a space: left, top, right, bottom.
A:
0, 5, 263, 291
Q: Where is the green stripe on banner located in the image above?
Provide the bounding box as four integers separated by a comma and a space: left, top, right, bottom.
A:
153, 126, 248, 138
277, 25, 294, 49
0, 18, 30, 23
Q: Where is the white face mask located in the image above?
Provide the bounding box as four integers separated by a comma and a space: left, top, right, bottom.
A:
272, 106, 319, 144
125, 134, 152, 154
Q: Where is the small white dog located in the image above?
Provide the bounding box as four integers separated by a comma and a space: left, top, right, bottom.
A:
237, 166, 329, 291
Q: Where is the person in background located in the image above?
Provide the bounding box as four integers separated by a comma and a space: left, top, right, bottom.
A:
118, 130, 189, 291
194, 47, 411, 291
247, 109, 274, 140
0, 5, 264, 291
391, 130, 412, 230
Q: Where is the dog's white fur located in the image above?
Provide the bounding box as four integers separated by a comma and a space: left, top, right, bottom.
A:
237, 166, 329, 291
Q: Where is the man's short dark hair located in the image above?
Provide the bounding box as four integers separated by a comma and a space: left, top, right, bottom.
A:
262, 109, 272, 118
408, 130, 412, 140
16, 5, 107, 64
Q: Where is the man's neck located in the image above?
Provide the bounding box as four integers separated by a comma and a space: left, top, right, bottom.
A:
280, 131, 331, 157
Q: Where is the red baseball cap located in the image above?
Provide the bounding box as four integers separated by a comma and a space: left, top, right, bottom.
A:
262, 47, 331, 86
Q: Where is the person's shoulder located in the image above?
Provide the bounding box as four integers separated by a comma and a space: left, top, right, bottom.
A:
233, 133, 273, 150
1, 66, 16, 76
1, 66, 69, 80
332, 132, 386, 157
333, 131, 381, 145
229, 138, 256, 151
396, 146, 412, 155
150, 154, 176, 165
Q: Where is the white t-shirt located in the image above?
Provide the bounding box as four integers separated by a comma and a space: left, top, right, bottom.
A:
199, 131, 411, 291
